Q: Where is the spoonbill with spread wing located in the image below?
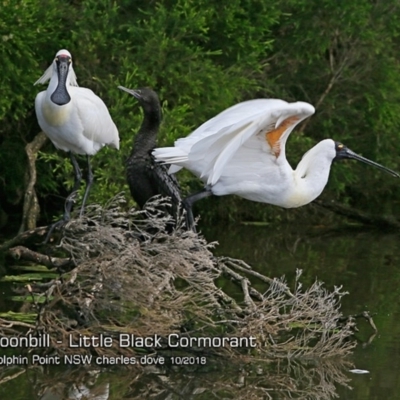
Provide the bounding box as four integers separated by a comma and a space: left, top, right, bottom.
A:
35, 49, 119, 240
153, 99, 399, 229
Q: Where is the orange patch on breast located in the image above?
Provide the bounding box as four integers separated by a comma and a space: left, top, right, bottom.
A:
265, 116, 300, 157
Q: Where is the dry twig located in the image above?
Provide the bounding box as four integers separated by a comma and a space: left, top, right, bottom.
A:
0, 195, 357, 362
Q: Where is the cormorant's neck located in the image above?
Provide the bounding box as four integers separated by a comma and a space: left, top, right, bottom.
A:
133, 108, 161, 154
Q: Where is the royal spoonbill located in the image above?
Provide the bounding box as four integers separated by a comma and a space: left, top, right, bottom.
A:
153, 99, 399, 227
34, 49, 119, 238
118, 86, 194, 230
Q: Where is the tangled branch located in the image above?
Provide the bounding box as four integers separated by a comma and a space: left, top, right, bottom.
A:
2, 195, 356, 361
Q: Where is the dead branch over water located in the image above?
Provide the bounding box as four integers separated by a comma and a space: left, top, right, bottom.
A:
1, 195, 356, 361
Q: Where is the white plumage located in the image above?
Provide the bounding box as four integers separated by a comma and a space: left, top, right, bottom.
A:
34, 49, 119, 239
35, 49, 119, 154
153, 98, 398, 211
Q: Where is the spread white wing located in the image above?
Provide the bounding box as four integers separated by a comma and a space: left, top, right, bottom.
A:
153, 99, 315, 185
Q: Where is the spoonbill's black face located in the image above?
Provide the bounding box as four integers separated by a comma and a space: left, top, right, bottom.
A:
333, 141, 400, 178
51, 54, 72, 105
55, 54, 71, 69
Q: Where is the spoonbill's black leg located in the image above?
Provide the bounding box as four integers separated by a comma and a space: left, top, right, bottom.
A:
182, 188, 213, 232
80, 155, 93, 217
43, 153, 82, 243
66, 152, 82, 219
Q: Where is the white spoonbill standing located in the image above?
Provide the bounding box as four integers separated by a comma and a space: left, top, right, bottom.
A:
35, 49, 119, 238
153, 99, 399, 229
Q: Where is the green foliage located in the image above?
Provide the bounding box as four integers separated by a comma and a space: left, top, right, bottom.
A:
261, 0, 400, 212
1, 0, 400, 225
0, 0, 70, 205
0, 0, 62, 120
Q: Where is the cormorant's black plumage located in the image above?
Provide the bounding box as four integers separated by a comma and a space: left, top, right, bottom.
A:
119, 86, 188, 226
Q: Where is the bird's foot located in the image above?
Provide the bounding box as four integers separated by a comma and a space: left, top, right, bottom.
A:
42, 215, 70, 244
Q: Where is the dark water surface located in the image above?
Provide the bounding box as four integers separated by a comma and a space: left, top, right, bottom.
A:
203, 223, 400, 400
1, 223, 400, 399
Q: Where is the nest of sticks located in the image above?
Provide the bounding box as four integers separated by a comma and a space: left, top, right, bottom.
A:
1, 195, 357, 361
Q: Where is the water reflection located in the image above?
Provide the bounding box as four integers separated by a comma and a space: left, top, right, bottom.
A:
202, 223, 400, 399
0, 357, 353, 400
1, 223, 400, 399
202, 223, 400, 311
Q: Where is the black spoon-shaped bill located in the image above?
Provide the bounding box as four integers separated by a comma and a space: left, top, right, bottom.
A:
334, 143, 399, 178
